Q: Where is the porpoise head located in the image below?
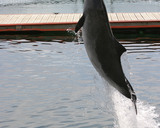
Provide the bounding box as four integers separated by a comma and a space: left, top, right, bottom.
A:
84, 0, 105, 12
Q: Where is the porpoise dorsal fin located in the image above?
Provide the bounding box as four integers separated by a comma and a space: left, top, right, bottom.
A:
114, 38, 127, 57
75, 14, 85, 33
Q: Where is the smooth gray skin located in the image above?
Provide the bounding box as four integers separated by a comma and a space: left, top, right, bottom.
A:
75, 0, 137, 113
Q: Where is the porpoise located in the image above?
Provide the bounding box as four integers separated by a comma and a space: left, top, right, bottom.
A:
75, 0, 137, 114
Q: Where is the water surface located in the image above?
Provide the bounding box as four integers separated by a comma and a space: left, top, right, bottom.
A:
0, 0, 160, 14
0, 39, 160, 128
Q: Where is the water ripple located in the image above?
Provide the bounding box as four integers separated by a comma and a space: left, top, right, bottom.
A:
0, 40, 160, 127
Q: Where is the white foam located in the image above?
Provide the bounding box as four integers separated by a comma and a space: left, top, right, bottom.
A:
114, 52, 160, 127
92, 77, 160, 128
111, 52, 160, 128
111, 88, 160, 128
112, 89, 137, 128
136, 101, 160, 128
91, 51, 160, 128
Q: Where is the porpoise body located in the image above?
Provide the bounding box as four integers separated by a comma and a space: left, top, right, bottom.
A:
75, 0, 137, 114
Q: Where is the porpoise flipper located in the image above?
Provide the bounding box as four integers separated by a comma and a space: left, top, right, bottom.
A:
75, 14, 85, 33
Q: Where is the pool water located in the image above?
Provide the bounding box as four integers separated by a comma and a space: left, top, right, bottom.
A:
0, 39, 160, 128
0, 0, 160, 14
0, 0, 160, 127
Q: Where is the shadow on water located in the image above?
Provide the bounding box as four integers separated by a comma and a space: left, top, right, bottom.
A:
0, 28, 160, 43
0, 31, 75, 42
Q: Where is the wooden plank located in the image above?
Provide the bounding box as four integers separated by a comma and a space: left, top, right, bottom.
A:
0, 13, 160, 32
0, 15, 8, 24
79, 14, 83, 18
0, 15, 6, 21
78, 13, 82, 21
20, 14, 32, 24
141, 13, 150, 20
73, 13, 81, 22
122, 13, 131, 21
60, 14, 68, 22
146, 13, 157, 20
134, 13, 144, 20
47, 14, 56, 23
40, 14, 51, 23
27, 14, 38, 23
54, 14, 63, 23
116, 13, 125, 21
66, 14, 74, 22
110, 13, 118, 21
14, 15, 26, 24
152, 13, 160, 20
2, 12, 159, 24
7, 15, 21, 24
1, 15, 15, 24
128, 13, 138, 21
108, 13, 112, 21
33, 14, 44, 23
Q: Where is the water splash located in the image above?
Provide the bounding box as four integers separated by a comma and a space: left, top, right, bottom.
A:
92, 78, 160, 128
112, 89, 137, 128
115, 52, 160, 128
136, 101, 160, 128
112, 88, 160, 128
91, 52, 160, 128
74, 30, 83, 44
66, 28, 75, 36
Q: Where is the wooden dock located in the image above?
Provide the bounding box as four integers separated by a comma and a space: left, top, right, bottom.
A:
0, 13, 160, 32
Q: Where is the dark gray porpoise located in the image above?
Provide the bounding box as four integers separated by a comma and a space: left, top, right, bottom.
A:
75, 0, 137, 114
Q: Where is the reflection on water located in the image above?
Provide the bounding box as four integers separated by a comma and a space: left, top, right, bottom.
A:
0, 39, 160, 127
122, 42, 160, 53
0, 0, 160, 14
